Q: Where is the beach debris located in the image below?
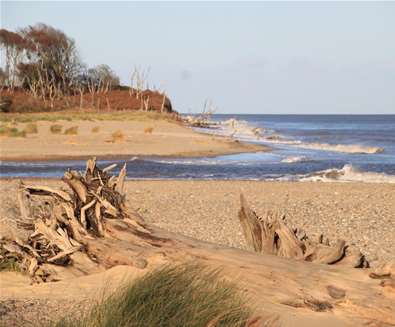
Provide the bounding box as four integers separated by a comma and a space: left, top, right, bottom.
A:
0, 157, 146, 282
183, 99, 218, 128
238, 194, 369, 268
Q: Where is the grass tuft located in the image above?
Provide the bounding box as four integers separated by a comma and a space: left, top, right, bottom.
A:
50, 124, 63, 134
110, 130, 125, 143
24, 123, 38, 134
53, 264, 253, 327
0, 126, 26, 137
64, 126, 79, 135
144, 126, 154, 134
0, 111, 179, 124
0, 257, 22, 272
91, 126, 100, 133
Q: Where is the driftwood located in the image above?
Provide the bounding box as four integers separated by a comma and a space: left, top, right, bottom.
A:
238, 194, 369, 268
0, 158, 130, 282
1, 159, 394, 326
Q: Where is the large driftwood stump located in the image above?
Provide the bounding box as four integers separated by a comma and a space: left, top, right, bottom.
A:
1, 159, 394, 327
238, 194, 369, 268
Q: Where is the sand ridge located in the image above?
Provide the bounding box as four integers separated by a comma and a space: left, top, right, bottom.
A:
0, 118, 268, 161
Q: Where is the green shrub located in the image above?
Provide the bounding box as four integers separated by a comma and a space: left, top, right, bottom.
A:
24, 123, 38, 134
50, 124, 63, 134
64, 126, 79, 135
53, 264, 252, 327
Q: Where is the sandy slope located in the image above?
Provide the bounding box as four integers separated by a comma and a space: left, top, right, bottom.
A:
0, 119, 267, 160
0, 266, 148, 326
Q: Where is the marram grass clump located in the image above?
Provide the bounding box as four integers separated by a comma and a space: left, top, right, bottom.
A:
64, 126, 79, 135
50, 124, 63, 134
24, 123, 38, 134
53, 264, 253, 327
0, 125, 26, 137
144, 126, 154, 134
110, 130, 125, 143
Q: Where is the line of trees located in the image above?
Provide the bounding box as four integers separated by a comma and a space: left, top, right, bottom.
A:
0, 23, 120, 107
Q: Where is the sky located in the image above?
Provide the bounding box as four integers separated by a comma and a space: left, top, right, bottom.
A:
1, 1, 395, 114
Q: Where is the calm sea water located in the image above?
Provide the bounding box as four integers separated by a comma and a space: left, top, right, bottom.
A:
1, 114, 395, 180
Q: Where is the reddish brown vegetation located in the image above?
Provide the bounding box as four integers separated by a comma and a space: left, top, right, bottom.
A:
1, 88, 173, 113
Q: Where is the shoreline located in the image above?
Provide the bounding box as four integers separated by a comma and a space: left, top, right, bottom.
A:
0, 146, 267, 163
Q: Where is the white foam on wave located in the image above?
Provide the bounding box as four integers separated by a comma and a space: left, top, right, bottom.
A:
146, 158, 220, 166
218, 118, 384, 155
299, 164, 395, 183
295, 142, 383, 154
281, 156, 309, 163
221, 118, 264, 140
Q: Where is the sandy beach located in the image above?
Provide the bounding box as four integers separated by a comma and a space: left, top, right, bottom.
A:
0, 114, 268, 161
1, 179, 393, 265
1, 177, 395, 327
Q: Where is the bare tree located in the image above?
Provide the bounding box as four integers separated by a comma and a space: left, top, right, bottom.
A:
0, 68, 6, 91
130, 66, 150, 100
0, 29, 25, 89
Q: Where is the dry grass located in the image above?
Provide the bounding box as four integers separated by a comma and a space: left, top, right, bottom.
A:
52, 264, 253, 327
0, 125, 26, 137
50, 124, 63, 134
144, 126, 154, 134
110, 130, 125, 143
64, 126, 79, 135
23, 123, 38, 134
91, 126, 100, 133
0, 111, 179, 124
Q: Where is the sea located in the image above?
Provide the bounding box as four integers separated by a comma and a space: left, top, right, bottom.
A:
1, 114, 395, 183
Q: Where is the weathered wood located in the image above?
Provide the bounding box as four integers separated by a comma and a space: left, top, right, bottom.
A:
86, 157, 97, 175
94, 201, 104, 236
115, 163, 126, 195
103, 163, 117, 173
63, 171, 88, 203
23, 185, 72, 202
239, 194, 264, 252
80, 199, 96, 229
238, 194, 369, 268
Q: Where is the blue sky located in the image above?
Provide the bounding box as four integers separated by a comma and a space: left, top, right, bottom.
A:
1, 1, 395, 114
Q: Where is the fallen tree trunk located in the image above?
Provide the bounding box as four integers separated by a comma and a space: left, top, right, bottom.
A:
0, 159, 394, 326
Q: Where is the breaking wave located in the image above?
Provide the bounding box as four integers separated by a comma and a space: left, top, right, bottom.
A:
218, 118, 384, 154
298, 164, 395, 183
293, 142, 383, 154
280, 156, 309, 163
